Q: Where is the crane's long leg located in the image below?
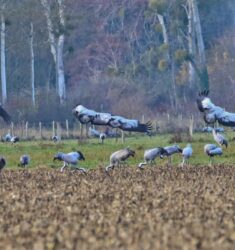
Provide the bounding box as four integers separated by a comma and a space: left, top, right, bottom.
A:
168, 156, 172, 164
105, 164, 114, 172
138, 161, 147, 169
73, 166, 88, 174
60, 162, 67, 172
150, 160, 156, 166
209, 157, 213, 166
181, 157, 185, 167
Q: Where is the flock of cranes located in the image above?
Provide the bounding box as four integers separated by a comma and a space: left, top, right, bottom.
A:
0, 90, 233, 174
0, 126, 228, 174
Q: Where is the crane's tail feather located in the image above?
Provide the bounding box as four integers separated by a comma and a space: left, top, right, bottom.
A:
121, 121, 152, 133
0, 106, 11, 123
199, 89, 209, 97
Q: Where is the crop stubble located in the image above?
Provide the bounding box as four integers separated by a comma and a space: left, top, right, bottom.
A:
0, 165, 235, 250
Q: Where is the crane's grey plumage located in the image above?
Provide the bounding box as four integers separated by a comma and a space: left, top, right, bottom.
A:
202, 126, 224, 133
197, 90, 235, 127
106, 147, 135, 172
212, 129, 228, 148
204, 144, 223, 165
4, 133, 11, 142
138, 147, 167, 169
0, 156, 6, 173
51, 135, 60, 143
99, 132, 106, 144
88, 127, 100, 137
162, 145, 182, 163
0, 105, 11, 123
88, 127, 107, 143
53, 151, 87, 173
181, 144, 193, 166
19, 155, 30, 167
73, 105, 152, 133
11, 136, 19, 144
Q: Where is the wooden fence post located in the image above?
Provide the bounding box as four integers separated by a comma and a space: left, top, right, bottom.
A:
57, 122, 61, 140
80, 123, 83, 137
11, 122, 14, 136
115, 128, 118, 143
121, 130, 125, 143
85, 123, 89, 138
39, 122, 42, 139
25, 121, 28, 139
189, 115, 194, 138
52, 121, 55, 137
66, 120, 69, 138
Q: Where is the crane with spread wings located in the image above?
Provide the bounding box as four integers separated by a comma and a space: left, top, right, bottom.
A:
73, 105, 152, 133
197, 90, 235, 127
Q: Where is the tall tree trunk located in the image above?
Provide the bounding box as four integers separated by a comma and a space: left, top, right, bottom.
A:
1, 12, 7, 104
157, 14, 177, 109
40, 0, 66, 104
187, 0, 196, 89
191, 0, 209, 90
40, 0, 57, 64
30, 22, 35, 107
57, 0, 66, 103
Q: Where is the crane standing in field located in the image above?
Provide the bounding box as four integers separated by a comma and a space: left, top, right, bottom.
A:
181, 144, 193, 166
0, 156, 6, 173
88, 127, 107, 144
106, 147, 135, 172
204, 144, 223, 166
138, 147, 167, 169
212, 129, 228, 148
162, 145, 182, 163
53, 151, 87, 173
19, 155, 30, 167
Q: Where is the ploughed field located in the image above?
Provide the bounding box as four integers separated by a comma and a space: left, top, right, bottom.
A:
1, 165, 235, 250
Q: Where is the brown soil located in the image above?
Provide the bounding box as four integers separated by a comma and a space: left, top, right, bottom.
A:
0, 166, 235, 250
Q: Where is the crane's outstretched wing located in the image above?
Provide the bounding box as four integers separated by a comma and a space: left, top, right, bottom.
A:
197, 90, 235, 126
73, 105, 152, 133
0, 105, 11, 123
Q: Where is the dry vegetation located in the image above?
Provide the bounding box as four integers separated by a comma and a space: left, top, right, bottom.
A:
1, 166, 235, 250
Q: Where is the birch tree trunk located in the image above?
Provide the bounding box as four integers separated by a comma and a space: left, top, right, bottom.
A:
187, 0, 196, 89
157, 13, 177, 109
191, 0, 209, 90
30, 22, 35, 107
41, 0, 66, 104
1, 11, 7, 104
57, 0, 66, 103
40, 0, 57, 64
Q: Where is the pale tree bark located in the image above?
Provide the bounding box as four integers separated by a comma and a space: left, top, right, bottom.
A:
30, 22, 35, 107
1, 10, 7, 104
191, 0, 209, 90
40, 0, 66, 103
157, 13, 177, 109
187, 0, 196, 89
40, 0, 57, 64
57, 0, 66, 103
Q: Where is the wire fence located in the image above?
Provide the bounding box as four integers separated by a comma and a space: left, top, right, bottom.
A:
0, 113, 206, 141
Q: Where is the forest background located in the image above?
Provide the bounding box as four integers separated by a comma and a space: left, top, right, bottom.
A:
0, 0, 234, 124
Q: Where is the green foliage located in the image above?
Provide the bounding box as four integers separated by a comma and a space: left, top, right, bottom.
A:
174, 49, 189, 62
158, 59, 168, 71
149, 0, 167, 15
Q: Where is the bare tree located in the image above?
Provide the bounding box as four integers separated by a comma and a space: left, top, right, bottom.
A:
40, 0, 66, 104
0, 4, 7, 104
29, 22, 35, 107
189, 0, 209, 90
